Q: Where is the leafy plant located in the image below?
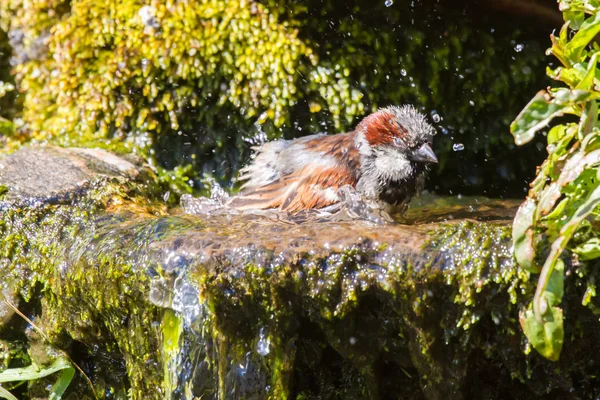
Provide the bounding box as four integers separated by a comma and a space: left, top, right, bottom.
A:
511, 0, 600, 360
0, 357, 74, 400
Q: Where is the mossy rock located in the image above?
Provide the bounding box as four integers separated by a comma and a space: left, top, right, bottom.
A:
1, 146, 600, 399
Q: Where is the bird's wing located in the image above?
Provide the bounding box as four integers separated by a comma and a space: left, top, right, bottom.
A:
227, 163, 358, 212
229, 133, 362, 212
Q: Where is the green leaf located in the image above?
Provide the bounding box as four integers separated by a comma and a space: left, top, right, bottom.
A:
547, 124, 569, 144
49, 367, 75, 400
559, 0, 600, 15
577, 99, 598, 139
544, 259, 565, 307
513, 198, 538, 273
575, 52, 600, 90
566, 12, 600, 61
511, 89, 598, 145
0, 386, 18, 400
546, 65, 585, 87
563, 10, 585, 30
511, 91, 568, 145
544, 197, 569, 221
0, 358, 72, 383
520, 306, 564, 361
530, 159, 553, 195
572, 237, 600, 260
550, 25, 571, 67
582, 127, 600, 151
0, 358, 74, 400
537, 183, 562, 216
533, 182, 600, 321
520, 260, 565, 361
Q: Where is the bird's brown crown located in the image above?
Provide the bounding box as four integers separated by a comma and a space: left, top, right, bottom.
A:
356, 105, 435, 148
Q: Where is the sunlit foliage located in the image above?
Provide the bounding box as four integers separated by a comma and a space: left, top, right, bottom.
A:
511, 0, 600, 361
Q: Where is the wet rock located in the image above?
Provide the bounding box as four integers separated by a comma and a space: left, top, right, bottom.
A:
0, 284, 18, 331
0, 146, 598, 400
0, 145, 150, 202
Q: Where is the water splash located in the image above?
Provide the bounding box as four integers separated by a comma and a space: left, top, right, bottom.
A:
256, 328, 270, 356
180, 177, 231, 215
182, 183, 394, 225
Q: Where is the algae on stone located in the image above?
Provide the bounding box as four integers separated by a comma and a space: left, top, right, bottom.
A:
2, 146, 600, 398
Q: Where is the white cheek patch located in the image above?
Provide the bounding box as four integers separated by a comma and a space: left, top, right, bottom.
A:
356, 147, 413, 199
372, 147, 412, 182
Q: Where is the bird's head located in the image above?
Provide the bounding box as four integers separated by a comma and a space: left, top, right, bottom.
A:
355, 105, 438, 165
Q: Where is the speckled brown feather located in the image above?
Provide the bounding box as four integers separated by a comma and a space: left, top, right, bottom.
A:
229, 133, 360, 212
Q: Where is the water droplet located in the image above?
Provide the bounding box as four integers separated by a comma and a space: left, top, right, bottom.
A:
432, 113, 441, 123
349, 337, 357, 345
257, 328, 270, 356
400, 69, 407, 76
469, 100, 475, 107
453, 143, 465, 151
514, 43, 524, 52
163, 191, 171, 202
385, 0, 393, 6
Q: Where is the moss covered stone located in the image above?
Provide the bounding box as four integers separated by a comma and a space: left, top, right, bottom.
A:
2, 147, 600, 399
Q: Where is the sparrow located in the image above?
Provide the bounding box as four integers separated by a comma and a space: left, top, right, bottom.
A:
227, 105, 438, 213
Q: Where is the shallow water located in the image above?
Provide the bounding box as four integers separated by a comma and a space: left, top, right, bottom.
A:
180, 190, 519, 228
398, 193, 520, 225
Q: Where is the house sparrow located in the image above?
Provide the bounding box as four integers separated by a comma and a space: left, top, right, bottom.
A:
228, 105, 437, 213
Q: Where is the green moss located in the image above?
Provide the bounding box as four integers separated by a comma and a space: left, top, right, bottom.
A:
2, 170, 599, 398
184, 219, 538, 398
426, 222, 530, 328
0, 177, 169, 398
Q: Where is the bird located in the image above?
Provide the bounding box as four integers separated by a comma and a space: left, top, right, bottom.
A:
227, 105, 438, 213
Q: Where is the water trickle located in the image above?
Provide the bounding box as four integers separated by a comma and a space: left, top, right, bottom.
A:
256, 328, 270, 356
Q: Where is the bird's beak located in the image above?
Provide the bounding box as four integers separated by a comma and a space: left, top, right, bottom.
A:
410, 143, 438, 164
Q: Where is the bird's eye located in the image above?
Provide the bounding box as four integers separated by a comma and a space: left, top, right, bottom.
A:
393, 137, 404, 147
